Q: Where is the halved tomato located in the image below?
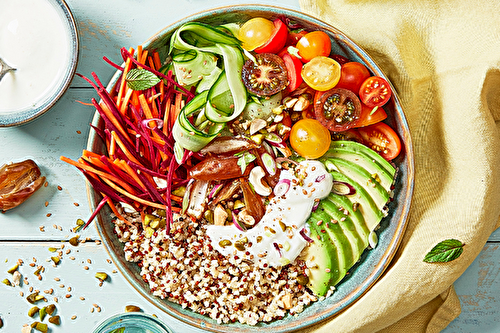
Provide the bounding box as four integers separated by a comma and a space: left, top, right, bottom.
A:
301, 56, 341, 91
353, 103, 387, 128
280, 51, 303, 93
357, 122, 401, 160
359, 76, 392, 108
313, 88, 361, 132
255, 19, 288, 54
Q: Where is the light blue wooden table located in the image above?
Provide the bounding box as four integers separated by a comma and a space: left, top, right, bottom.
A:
0, 0, 498, 332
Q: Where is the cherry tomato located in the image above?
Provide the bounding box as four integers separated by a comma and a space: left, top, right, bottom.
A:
279, 50, 303, 92
286, 30, 308, 46
330, 54, 350, 66
241, 53, 288, 96
359, 76, 392, 108
314, 88, 361, 132
239, 18, 275, 51
357, 122, 401, 160
255, 19, 288, 54
290, 118, 331, 159
353, 103, 387, 128
301, 56, 340, 91
335, 62, 371, 94
296, 31, 331, 62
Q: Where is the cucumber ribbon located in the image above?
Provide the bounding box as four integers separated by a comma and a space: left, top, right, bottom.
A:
170, 22, 247, 152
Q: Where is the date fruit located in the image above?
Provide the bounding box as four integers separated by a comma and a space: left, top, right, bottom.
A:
0, 159, 45, 211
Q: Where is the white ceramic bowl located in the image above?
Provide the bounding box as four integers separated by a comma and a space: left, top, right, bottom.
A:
0, 0, 79, 127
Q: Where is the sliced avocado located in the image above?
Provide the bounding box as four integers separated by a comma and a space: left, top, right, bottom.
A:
327, 193, 370, 247
327, 169, 383, 232
327, 140, 396, 182
319, 198, 366, 264
326, 157, 390, 211
302, 217, 340, 296
311, 209, 352, 279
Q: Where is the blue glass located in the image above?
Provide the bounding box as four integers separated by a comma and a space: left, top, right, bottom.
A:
93, 313, 173, 333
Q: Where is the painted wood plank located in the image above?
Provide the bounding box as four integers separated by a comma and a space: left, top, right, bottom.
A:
442, 243, 500, 333
0, 88, 99, 241
0, 242, 204, 332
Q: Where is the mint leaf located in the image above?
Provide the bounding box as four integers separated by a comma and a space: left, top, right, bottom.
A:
423, 239, 464, 263
125, 68, 160, 91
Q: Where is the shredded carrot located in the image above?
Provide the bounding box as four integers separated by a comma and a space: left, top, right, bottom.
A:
139, 94, 154, 119
140, 50, 149, 65
153, 52, 161, 70
110, 131, 142, 166
76, 100, 94, 107
102, 177, 167, 210
163, 97, 172, 135
99, 101, 133, 146
120, 87, 134, 115
148, 56, 156, 71
109, 135, 116, 158
106, 197, 132, 226
116, 47, 134, 111
136, 45, 143, 66
171, 195, 183, 203
113, 159, 146, 191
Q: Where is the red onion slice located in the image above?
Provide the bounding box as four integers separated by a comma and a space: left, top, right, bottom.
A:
332, 181, 356, 195
261, 153, 276, 176
299, 228, 313, 243
264, 133, 286, 149
273, 242, 282, 257
315, 174, 326, 183
208, 183, 223, 199
232, 211, 247, 231
141, 118, 164, 130
273, 179, 291, 197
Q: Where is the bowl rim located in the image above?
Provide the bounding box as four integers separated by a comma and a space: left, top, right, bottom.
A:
0, 0, 79, 127
87, 4, 414, 332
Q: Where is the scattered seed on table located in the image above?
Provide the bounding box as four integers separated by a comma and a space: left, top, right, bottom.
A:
46, 213, 52, 217
57, 185, 62, 191
29, 287, 33, 292
95, 240, 101, 245
59, 284, 64, 288
54, 277, 60, 281
29, 263, 35, 267
39, 226, 45, 232
73, 202, 79, 207
83, 266, 89, 270
69, 257, 75, 260
76, 130, 81, 134
90, 308, 94, 313
87, 259, 92, 264
80, 296, 85, 301
44, 181, 48, 187
54, 297, 58, 303
19, 291, 24, 297
106, 259, 112, 264
45, 201, 49, 207
66, 249, 71, 255
65, 294, 71, 299
67, 287, 72, 292
71, 315, 77, 320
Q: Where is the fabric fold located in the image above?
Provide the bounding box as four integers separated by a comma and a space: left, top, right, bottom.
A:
299, 0, 500, 331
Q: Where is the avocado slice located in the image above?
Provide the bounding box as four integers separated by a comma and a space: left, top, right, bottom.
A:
319, 198, 366, 264
326, 157, 390, 211
327, 193, 370, 247
302, 216, 341, 296
327, 170, 383, 231
326, 140, 396, 184
311, 209, 353, 277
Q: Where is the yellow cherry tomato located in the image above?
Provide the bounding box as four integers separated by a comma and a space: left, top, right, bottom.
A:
289, 118, 331, 159
301, 56, 341, 91
238, 18, 275, 51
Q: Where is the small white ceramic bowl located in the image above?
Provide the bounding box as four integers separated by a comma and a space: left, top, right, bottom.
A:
0, 0, 78, 127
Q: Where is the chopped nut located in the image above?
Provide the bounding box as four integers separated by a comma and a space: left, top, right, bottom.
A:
95, 272, 108, 281
282, 293, 293, 309
45, 304, 56, 315
48, 315, 60, 325
7, 263, 19, 274
69, 235, 79, 246
12, 270, 21, 286
28, 306, 40, 317
2, 278, 11, 286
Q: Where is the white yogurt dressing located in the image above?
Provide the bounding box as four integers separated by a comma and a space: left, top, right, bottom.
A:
0, 0, 71, 112
206, 160, 333, 267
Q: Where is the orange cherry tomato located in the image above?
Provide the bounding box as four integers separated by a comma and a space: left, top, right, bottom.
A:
296, 31, 331, 63
289, 118, 331, 159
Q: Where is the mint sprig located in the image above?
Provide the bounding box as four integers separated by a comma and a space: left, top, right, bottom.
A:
423, 239, 464, 263
125, 68, 160, 91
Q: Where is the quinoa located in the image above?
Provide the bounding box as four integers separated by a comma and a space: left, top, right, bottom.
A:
114, 211, 318, 325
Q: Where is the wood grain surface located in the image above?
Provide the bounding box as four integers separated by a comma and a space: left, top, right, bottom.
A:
0, 0, 498, 332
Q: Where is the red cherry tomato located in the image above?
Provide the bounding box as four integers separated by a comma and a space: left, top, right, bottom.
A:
353, 103, 387, 128
357, 122, 401, 160
296, 31, 331, 63
286, 30, 308, 46
335, 62, 371, 94
281, 52, 303, 92
330, 54, 350, 66
254, 19, 288, 54
359, 76, 392, 108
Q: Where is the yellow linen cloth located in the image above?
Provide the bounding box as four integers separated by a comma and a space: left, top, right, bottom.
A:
298, 0, 500, 332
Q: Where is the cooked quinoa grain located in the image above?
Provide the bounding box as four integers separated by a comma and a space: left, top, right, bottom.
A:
115, 213, 317, 325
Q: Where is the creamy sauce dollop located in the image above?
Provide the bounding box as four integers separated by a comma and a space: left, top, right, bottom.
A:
0, 0, 71, 112
206, 160, 333, 267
